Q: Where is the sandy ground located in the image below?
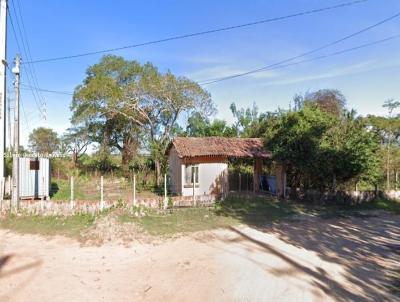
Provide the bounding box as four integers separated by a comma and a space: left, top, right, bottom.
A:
0, 213, 399, 302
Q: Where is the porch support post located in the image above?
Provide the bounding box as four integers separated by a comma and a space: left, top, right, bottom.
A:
253, 158, 262, 193
276, 164, 286, 198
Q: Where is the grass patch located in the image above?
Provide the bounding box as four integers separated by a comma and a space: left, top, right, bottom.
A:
299, 198, 400, 219
121, 195, 299, 235
51, 179, 100, 201
0, 214, 95, 237
120, 207, 238, 236
215, 195, 299, 225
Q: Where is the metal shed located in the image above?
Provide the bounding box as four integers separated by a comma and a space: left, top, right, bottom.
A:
19, 157, 51, 199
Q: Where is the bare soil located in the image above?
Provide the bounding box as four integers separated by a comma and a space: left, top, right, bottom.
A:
0, 213, 399, 302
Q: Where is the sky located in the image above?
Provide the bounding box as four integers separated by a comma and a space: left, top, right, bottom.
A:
5, 0, 400, 147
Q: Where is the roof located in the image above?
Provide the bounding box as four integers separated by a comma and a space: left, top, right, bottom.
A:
168, 137, 271, 159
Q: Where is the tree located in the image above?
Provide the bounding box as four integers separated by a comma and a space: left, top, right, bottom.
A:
265, 104, 380, 191
294, 89, 346, 116
72, 55, 143, 173
365, 99, 400, 189
62, 125, 91, 167
230, 102, 259, 137
28, 127, 60, 154
185, 112, 236, 137
72, 55, 214, 182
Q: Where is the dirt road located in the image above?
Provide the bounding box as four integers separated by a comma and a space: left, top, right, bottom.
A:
0, 213, 399, 301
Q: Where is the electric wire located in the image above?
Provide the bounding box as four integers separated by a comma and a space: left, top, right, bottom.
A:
23, 0, 369, 64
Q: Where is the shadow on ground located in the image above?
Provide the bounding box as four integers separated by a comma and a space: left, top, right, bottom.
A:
215, 212, 400, 301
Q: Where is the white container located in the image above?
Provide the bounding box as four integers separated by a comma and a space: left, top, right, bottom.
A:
19, 157, 51, 199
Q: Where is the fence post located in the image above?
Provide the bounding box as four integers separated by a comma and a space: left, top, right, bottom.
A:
7, 175, 10, 195
192, 169, 196, 206
100, 176, 104, 211
163, 173, 168, 209
0, 176, 4, 211
133, 173, 136, 207
70, 176, 74, 210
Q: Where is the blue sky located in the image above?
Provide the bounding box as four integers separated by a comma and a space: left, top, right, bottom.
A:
6, 0, 400, 146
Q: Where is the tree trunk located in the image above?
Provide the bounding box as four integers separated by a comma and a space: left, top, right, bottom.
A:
332, 174, 337, 192
72, 151, 78, 168
121, 133, 138, 176
155, 159, 161, 187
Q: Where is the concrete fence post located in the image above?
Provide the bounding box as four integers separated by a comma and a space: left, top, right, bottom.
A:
100, 176, 104, 211
70, 176, 74, 210
133, 174, 136, 207
0, 176, 4, 210
163, 173, 168, 209
8, 174, 10, 196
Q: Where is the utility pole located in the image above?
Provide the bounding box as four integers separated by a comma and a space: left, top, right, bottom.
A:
7, 92, 10, 150
0, 0, 8, 178
11, 54, 20, 211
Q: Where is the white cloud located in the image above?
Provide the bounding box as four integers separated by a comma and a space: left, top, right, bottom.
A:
261, 60, 392, 86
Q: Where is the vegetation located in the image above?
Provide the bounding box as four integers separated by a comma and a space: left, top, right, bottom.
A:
264, 103, 381, 191
28, 127, 60, 154
1, 195, 399, 237
0, 214, 95, 237
22, 54, 399, 196
120, 195, 295, 235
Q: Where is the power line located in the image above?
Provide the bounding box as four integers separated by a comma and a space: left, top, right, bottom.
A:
22, 34, 400, 95
20, 97, 30, 132
21, 84, 73, 95
23, 0, 369, 64
200, 11, 400, 85
10, 0, 47, 120
7, 3, 45, 119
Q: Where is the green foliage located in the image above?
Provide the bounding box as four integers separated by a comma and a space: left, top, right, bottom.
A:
265, 104, 381, 190
185, 112, 236, 137
0, 214, 95, 238
28, 127, 60, 154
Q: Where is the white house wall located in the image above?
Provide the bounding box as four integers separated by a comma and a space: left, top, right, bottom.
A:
181, 162, 228, 197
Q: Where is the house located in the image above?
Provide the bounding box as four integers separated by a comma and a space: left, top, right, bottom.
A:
166, 137, 286, 198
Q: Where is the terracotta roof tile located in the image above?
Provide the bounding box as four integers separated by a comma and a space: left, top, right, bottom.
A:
169, 137, 271, 159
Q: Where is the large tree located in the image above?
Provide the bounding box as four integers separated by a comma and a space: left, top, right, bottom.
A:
294, 89, 346, 116
28, 127, 60, 154
265, 104, 380, 191
72, 55, 214, 181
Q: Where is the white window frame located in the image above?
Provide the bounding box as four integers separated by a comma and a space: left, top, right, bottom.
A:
184, 165, 199, 187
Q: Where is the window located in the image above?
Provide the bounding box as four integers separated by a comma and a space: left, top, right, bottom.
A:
184, 165, 199, 186
30, 159, 40, 170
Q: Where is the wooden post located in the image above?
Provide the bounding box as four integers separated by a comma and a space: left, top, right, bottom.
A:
275, 164, 286, 198
133, 173, 136, 207
100, 176, 104, 211
253, 158, 262, 193
239, 173, 241, 192
70, 176, 74, 210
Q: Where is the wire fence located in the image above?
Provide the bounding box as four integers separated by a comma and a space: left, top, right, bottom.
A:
50, 174, 169, 203
228, 172, 277, 194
